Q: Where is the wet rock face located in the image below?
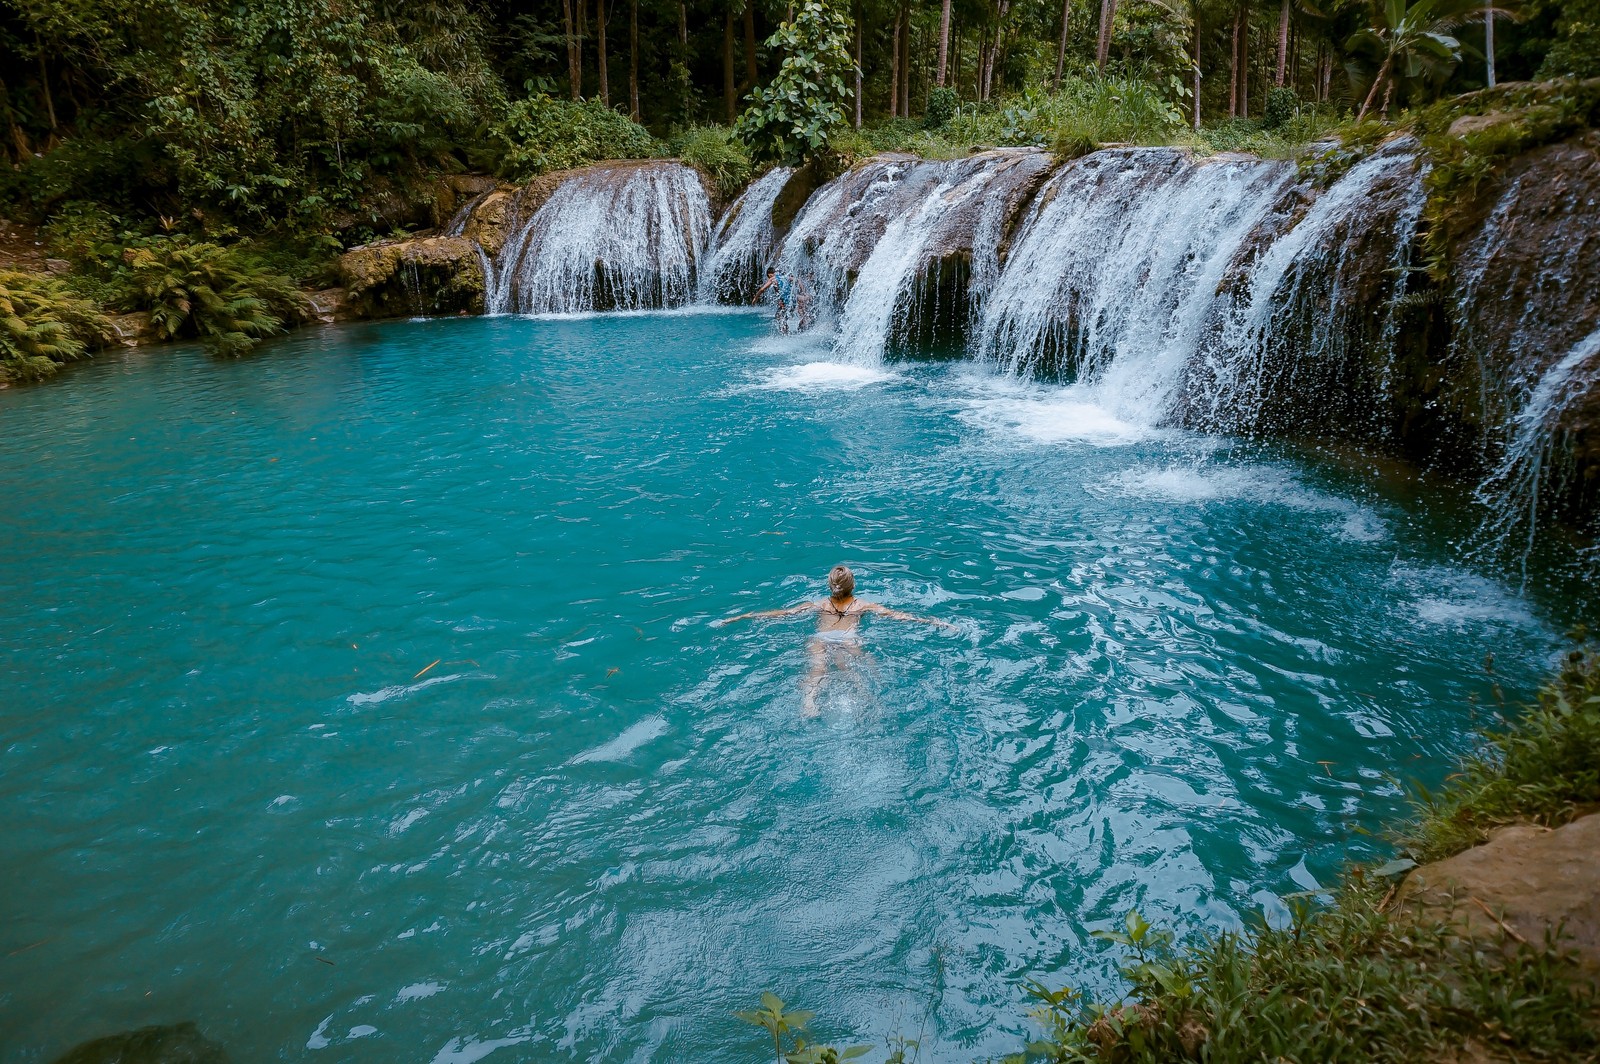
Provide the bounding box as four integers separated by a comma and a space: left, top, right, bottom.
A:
1445, 130, 1600, 519
338, 235, 486, 318
49, 1022, 228, 1064
484, 161, 715, 315
1179, 139, 1429, 439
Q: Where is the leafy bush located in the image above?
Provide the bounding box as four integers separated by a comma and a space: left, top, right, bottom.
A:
923, 87, 958, 130
485, 95, 658, 181
736, 0, 857, 164
120, 239, 307, 356
1540, 0, 1600, 77
0, 271, 112, 383
672, 126, 754, 198
1263, 87, 1299, 130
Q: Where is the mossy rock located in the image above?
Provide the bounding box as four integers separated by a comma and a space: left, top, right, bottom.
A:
338, 236, 486, 318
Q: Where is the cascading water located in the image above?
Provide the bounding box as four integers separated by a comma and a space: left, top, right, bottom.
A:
1473, 326, 1600, 572
699, 167, 793, 303
487, 163, 712, 315
1184, 139, 1428, 436
972, 149, 1294, 425
770, 150, 1052, 362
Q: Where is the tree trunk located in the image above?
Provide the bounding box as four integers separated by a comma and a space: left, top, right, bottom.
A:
1096, 0, 1116, 73
852, 0, 863, 126
1054, 0, 1070, 88
1274, 0, 1289, 87
563, 0, 581, 99
1485, 4, 1496, 87
35, 41, 57, 131
1226, 6, 1236, 116
1356, 53, 1390, 119
890, 13, 902, 116
744, 3, 759, 89
902, 0, 915, 116
1192, 5, 1202, 130
598, 0, 610, 106
938, 0, 954, 86
1237, 2, 1250, 117
579, 0, 589, 93
630, 0, 641, 118
724, 7, 737, 121
678, 0, 691, 118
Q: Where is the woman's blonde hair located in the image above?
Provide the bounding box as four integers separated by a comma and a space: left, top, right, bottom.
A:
828, 565, 855, 596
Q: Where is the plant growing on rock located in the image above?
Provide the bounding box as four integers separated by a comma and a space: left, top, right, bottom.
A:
0, 270, 111, 383
672, 126, 754, 198
121, 239, 306, 356
485, 95, 658, 181
736, 1, 857, 164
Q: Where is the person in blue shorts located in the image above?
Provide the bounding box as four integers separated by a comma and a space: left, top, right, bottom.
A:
752, 266, 812, 333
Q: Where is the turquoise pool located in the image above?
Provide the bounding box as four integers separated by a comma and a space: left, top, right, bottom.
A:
0, 312, 1562, 1061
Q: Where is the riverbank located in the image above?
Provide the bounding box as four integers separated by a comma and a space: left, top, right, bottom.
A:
1011, 643, 1600, 1063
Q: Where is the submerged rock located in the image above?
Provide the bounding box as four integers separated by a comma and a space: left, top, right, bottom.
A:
49, 1022, 228, 1064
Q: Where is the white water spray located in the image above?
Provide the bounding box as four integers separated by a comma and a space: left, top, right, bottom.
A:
1474, 326, 1600, 573
487, 164, 712, 315
700, 167, 793, 303
973, 149, 1293, 425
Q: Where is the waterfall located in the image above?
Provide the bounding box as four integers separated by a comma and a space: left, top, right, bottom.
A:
1473, 326, 1600, 573
700, 167, 793, 304
487, 163, 712, 315
1184, 139, 1428, 436
972, 149, 1294, 424
770, 150, 1052, 362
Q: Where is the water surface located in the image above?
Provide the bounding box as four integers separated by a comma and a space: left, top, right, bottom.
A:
0, 313, 1560, 1062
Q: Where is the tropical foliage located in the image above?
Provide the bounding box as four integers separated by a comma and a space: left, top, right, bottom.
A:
736, 1, 858, 162
120, 240, 307, 356
0, 270, 110, 382
485, 95, 658, 181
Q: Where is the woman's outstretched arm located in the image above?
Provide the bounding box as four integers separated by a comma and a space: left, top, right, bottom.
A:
717, 602, 818, 626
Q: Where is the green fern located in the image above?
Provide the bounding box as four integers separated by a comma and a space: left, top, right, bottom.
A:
0, 270, 111, 383
120, 238, 307, 356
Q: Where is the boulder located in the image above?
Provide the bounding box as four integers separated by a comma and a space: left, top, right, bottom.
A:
337, 235, 486, 318
1400, 812, 1600, 978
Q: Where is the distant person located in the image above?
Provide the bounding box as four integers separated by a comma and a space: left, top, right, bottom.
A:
751, 266, 812, 333
719, 564, 953, 716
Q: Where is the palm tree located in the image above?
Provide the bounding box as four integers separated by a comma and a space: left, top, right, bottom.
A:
1347, 0, 1498, 119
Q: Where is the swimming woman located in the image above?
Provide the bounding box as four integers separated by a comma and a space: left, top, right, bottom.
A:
719, 565, 952, 715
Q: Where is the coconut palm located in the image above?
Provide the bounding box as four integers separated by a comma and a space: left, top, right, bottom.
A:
1347, 0, 1500, 119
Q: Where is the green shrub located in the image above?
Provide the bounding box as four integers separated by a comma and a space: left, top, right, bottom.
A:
120, 238, 307, 356
1263, 87, 1298, 130
671, 126, 754, 198
486, 95, 658, 181
1023, 888, 1598, 1063
1539, 0, 1600, 77
924, 87, 959, 130
0, 271, 112, 383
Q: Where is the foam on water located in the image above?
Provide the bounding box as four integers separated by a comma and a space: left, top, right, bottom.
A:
751, 361, 900, 392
